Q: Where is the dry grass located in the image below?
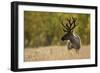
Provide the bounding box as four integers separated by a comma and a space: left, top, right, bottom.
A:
24, 45, 90, 62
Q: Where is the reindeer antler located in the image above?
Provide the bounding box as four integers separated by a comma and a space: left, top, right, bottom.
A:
70, 17, 77, 30
61, 21, 70, 32
61, 17, 78, 32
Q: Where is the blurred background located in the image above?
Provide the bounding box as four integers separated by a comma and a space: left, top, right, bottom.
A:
24, 11, 90, 48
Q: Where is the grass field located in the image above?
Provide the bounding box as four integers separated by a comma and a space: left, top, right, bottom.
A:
24, 45, 90, 62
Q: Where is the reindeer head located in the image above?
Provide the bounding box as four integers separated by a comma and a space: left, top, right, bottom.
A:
61, 17, 78, 41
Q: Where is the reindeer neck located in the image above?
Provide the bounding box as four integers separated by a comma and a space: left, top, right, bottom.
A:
68, 33, 75, 41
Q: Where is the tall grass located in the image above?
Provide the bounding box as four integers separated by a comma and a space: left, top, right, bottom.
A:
24, 45, 90, 62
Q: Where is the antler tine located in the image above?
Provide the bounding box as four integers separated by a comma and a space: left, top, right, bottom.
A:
66, 17, 73, 28
61, 21, 70, 31
70, 17, 77, 30
63, 29, 68, 32
65, 23, 70, 30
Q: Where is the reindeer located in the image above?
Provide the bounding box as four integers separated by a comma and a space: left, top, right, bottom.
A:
61, 17, 81, 54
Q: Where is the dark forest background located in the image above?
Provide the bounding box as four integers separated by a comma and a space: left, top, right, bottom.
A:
24, 11, 90, 48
